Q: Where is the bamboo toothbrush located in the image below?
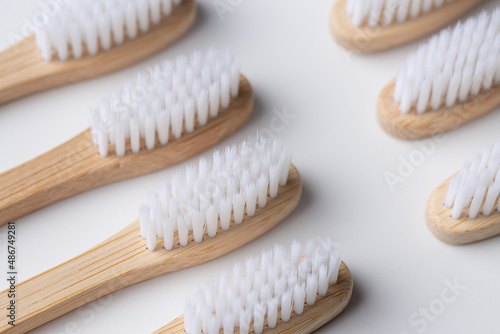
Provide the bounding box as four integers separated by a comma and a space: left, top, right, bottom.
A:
427, 139, 500, 244
154, 238, 352, 334
0, 135, 302, 333
0, 48, 253, 226
378, 8, 500, 140
0, 0, 196, 105
330, 0, 485, 53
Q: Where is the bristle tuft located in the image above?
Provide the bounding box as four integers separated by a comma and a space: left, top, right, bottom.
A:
139, 135, 291, 251
89, 48, 241, 157
183, 238, 341, 333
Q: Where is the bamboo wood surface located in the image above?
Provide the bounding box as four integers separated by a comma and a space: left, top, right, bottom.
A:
153, 262, 352, 334
377, 79, 500, 140
0, 165, 302, 334
330, 0, 485, 53
0, 0, 196, 106
0, 75, 253, 226
426, 176, 500, 245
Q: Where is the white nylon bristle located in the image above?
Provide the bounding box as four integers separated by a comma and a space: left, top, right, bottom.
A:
182, 238, 341, 334
444, 139, 500, 220
346, 0, 455, 27
138, 135, 291, 251
34, 0, 182, 61
394, 9, 500, 114
88, 48, 241, 157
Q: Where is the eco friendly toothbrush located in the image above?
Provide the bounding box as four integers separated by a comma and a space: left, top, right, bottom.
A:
0, 48, 253, 226
0, 0, 196, 105
427, 139, 500, 244
154, 238, 352, 334
0, 136, 302, 334
330, 0, 485, 53
378, 9, 500, 140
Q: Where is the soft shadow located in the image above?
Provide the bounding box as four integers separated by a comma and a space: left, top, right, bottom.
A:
295, 176, 313, 214
185, 2, 209, 38
244, 92, 266, 128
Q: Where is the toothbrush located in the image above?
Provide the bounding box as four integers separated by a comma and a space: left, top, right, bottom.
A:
427, 139, 500, 244
154, 238, 352, 334
0, 0, 196, 105
0, 135, 302, 333
377, 9, 500, 140
330, 0, 485, 53
0, 48, 253, 226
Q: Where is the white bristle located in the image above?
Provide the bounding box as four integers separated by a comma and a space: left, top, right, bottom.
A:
162, 218, 174, 250
209, 82, 221, 118
347, 0, 456, 27
220, 73, 231, 109
97, 130, 108, 157
232, 192, 246, 225
111, 8, 125, 45
257, 174, 269, 208
245, 182, 258, 216
394, 9, 500, 113
293, 283, 306, 315
191, 212, 204, 243
177, 215, 189, 247
182, 238, 341, 332
196, 89, 209, 126
239, 311, 250, 334
145, 216, 156, 251
139, 136, 291, 251
318, 264, 329, 296
89, 49, 241, 157
281, 290, 293, 323
306, 272, 319, 306
34, 0, 183, 61
125, 2, 138, 39
222, 313, 234, 334
444, 139, 500, 219
328, 248, 342, 285
205, 204, 218, 237
252, 303, 265, 334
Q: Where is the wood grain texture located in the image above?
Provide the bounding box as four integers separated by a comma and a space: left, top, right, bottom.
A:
377, 79, 500, 140
0, 0, 196, 105
153, 262, 353, 334
426, 176, 500, 245
330, 0, 485, 53
0, 75, 253, 226
0, 165, 302, 334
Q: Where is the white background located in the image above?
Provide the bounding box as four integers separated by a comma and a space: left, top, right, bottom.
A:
1, 1, 500, 333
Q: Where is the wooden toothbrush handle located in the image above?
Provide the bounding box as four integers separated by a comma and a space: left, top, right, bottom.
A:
0, 0, 196, 106
0, 221, 150, 334
0, 130, 104, 225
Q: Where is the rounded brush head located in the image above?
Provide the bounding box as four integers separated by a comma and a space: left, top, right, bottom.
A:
183, 238, 347, 334
377, 8, 500, 139
426, 139, 500, 244
394, 9, 500, 114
